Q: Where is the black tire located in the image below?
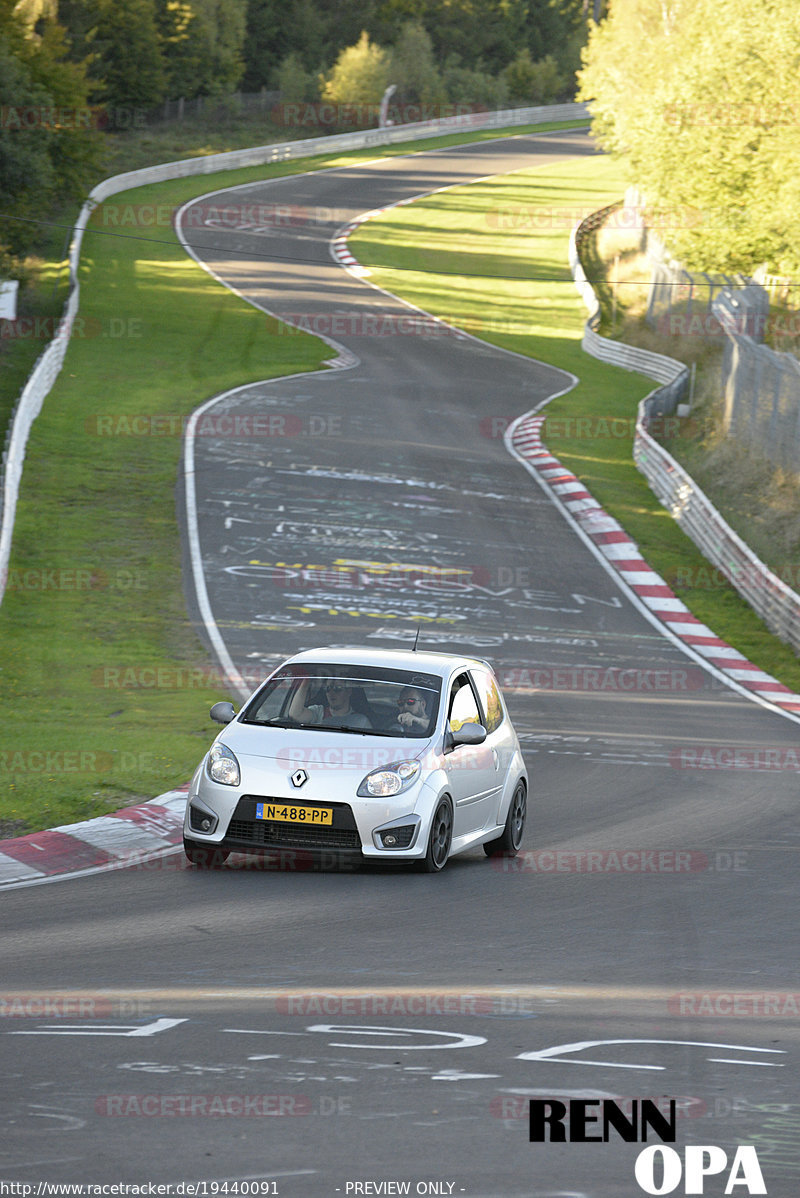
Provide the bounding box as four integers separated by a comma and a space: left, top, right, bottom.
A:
483, 780, 526, 857
421, 798, 453, 873
183, 837, 230, 868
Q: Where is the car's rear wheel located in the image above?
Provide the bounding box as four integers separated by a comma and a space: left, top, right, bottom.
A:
483, 780, 526, 857
183, 836, 230, 868
421, 798, 453, 873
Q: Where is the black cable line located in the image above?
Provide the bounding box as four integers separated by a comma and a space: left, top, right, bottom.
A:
3, 210, 792, 287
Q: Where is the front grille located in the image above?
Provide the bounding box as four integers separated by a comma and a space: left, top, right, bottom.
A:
226, 818, 361, 851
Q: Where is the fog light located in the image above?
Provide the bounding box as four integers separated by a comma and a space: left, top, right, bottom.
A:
378, 823, 416, 849
189, 803, 218, 834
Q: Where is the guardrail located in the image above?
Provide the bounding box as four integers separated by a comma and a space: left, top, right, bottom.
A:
570, 209, 800, 656
0, 101, 589, 605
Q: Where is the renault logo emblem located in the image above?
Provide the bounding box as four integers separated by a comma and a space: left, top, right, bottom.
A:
290, 768, 308, 788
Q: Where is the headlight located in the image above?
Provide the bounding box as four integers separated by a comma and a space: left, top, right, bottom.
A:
357, 760, 420, 797
207, 742, 240, 787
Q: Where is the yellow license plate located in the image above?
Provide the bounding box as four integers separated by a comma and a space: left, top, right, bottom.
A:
256, 802, 332, 825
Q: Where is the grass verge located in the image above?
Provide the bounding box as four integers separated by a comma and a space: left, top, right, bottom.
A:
348, 154, 800, 692
0, 118, 588, 835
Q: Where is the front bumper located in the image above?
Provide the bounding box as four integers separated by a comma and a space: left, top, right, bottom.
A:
185, 786, 429, 860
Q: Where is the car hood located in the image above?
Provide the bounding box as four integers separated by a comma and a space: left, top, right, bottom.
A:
215, 721, 436, 771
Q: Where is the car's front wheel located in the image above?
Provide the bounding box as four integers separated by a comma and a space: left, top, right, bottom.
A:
183, 836, 230, 868
483, 780, 526, 857
421, 798, 453, 873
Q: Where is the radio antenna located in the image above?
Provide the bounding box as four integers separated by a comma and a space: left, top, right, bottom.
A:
412, 624, 421, 651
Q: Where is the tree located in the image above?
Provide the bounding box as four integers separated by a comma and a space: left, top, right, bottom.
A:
0, 0, 99, 268
274, 51, 318, 103
242, 0, 324, 90
154, 0, 212, 98
389, 20, 441, 108
504, 49, 565, 104
441, 58, 509, 110
189, 0, 246, 94
89, 0, 166, 110
321, 30, 390, 106
578, 0, 800, 275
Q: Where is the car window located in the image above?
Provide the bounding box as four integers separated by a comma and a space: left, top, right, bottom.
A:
240, 664, 441, 737
470, 669, 505, 734
448, 674, 481, 732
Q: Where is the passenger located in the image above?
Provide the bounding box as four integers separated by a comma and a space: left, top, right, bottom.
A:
394, 687, 430, 734
289, 676, 371, 730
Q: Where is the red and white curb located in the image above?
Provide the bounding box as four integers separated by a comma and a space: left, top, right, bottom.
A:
509, 413, 800, 716
331, 211, 386, 275
0, 788, 189, 890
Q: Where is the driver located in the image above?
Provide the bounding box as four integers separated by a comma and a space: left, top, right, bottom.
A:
289, 676, 371, 729
394, 687, 429, 734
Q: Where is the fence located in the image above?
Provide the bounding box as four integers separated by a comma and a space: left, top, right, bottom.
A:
0, 100, 589, 605
632, 181, 800, 474
714, 288, 800, 474
645, 243, 749, 333
570, 210, 800, 657
159, 91, 280, 124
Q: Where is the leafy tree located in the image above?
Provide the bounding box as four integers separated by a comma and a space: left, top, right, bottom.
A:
88, 0, 166, 110
0, 0, 99, 267
190, 0, 246, 94
154, 0, 212, 98
321, 30, 390, 105
388, 20, 441, 107
273, 51, 318, 103
441, 58, 509, 110
578, 0, 800, 275
504, 49, 565, 104
242, 0, 324, 90
57, 0, 94, 61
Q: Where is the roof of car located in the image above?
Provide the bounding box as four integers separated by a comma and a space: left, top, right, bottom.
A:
285, 645, 492, 678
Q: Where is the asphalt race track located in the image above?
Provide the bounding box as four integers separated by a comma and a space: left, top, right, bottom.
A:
2, 130, 799, 1197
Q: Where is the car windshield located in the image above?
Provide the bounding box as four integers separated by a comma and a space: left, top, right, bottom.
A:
241, 663, 442, 737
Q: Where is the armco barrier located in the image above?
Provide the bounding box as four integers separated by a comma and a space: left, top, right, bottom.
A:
0, 102, 589, 606
570, 210, 800, 656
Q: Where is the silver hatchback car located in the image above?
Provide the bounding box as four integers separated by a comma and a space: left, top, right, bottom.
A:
183, 646, 528, 872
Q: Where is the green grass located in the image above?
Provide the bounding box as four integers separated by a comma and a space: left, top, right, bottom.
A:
0, 118, 589, 836
0, 218, 73, 440
0, 175, 331, 835
349, 155, 800, 693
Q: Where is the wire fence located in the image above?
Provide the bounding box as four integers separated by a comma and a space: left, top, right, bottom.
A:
638, 206, 800, 474
714, 289, 800, 473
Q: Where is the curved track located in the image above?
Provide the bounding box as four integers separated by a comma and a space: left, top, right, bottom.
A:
1, 130, 798, 1197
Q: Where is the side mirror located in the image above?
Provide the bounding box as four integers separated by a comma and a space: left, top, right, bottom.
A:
210, 701, 236, 724
450, 722, 487, 748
